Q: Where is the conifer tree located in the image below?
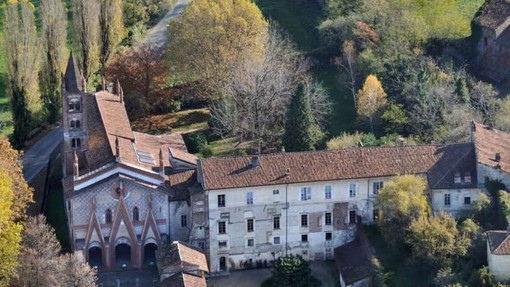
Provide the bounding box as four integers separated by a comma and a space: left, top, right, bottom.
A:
99, 0, 124, 68
283, 84, 322, 152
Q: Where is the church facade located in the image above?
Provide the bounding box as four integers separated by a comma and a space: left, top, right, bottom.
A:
61, 55, 197, 270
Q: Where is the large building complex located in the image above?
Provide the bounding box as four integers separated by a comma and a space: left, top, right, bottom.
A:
60, 57, 510, 274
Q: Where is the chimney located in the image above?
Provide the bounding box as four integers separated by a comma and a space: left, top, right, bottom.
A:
81, 76, 87, 92
281, 146, 285, 153
101, 75, 106, 91
73, 152, 79, 179
496, 153, 501, 162
116, 79, 121, 96
159, 148, 165, 176
285, 168, 290, 177
115, 136, 121, 162
251, 154, 260, 168
398, 137, 405, 147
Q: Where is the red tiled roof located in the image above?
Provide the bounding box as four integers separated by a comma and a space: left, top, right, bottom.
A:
169, 147, 198, 165
472, 121, 510, 174
487, 230, 510, 255
199, 144, 476, 190
174, 241, 208, 272
474, 0, 510, 32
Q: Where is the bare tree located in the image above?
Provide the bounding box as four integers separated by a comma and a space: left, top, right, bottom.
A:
210, 25, 331, 151
336, 40, 357, 109
4, 0, 40, 146
73, 0, 100, 81
99, 0, 124, 68
57, 253, 97, 287
40, 0, 67, 123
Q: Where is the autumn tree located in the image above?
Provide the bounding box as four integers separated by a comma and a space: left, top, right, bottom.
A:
104, 42, 169, 118
283, 83, 323, 152
0, 173, 23, 285
375, 175, 429, 245
73, 0, 100, 81
13, 215, 97, 287
40, 0, 68, 124
99, 0, 124, 68
0, 137, 32, 222
357, 74, 387, 133
406, 212, 470, 267
168, 0, 268, 99
4, 0, 40, 147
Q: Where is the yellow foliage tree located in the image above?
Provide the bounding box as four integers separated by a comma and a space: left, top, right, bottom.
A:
357, 74, 387, 133
375, 175, 430, 245
0, 137, 33, 221
0, 173, 23, 286
168, 0, 268, 99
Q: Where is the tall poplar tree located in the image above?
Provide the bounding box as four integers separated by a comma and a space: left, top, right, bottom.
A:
4, 0, 40, 147
40, 0, 68, 123
282, 84, 322, 152
99, 0, 124, 68
73, 0, 100, 81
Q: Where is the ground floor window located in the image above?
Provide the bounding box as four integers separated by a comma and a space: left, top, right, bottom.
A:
349, 210, 356, 224
444, 194, 451, 206
464, 196, 471, 205
219, 256, 227, 271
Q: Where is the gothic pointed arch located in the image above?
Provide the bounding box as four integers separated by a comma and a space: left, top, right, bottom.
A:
84, 208, 106, 248
109, 192, 138, 246
141, 204, 161, 245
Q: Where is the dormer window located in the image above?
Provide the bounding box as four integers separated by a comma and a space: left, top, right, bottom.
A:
454, 172, 461, 184
68, 100, 81, 112
464, 172, 471, 183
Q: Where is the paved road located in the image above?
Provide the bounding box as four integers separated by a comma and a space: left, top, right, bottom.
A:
22, 126, 63, 183
137, 0, 191, 51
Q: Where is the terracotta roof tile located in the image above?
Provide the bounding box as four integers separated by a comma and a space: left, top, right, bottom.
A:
487, 230, 510, 255
472, 121, 510, 174
200, 144, 477, 190
169, 147, 198, 165
158, 241, 208, 274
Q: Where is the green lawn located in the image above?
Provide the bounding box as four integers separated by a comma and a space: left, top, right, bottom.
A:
255, 0, 356, 136
44, 154, 71, 252
364, 226, 434, 287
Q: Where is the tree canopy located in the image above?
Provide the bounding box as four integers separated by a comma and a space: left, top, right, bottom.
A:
357, 74, 387, 133
375, 175, 429, 245
167, 0, 268, 99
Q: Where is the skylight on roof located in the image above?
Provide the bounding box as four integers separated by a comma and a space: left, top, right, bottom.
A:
136, 150, 155, 165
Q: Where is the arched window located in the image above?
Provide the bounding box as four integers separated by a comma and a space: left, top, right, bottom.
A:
71, 138, 81, 148
106, 209, 112, 223
133, 207, 139, 221
69, 100, 81, 112
75, 120, 81, 128
70, 120, 75, 128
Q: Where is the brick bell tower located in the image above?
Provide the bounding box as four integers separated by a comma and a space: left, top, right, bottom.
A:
62, 53, 88, 178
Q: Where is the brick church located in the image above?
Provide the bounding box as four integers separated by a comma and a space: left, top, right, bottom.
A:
61, 55, 199, 270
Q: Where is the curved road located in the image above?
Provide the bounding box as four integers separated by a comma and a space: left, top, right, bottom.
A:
22, 1, 191, 183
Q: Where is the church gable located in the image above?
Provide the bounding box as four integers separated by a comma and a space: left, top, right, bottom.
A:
84, 204, 105, 248
141, 200, 162, 244
109, 194, 138, 245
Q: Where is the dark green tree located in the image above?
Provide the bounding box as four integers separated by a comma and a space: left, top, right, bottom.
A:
10, 86, 31, 148
272, 255, 312, 287
282, 84, 322, 152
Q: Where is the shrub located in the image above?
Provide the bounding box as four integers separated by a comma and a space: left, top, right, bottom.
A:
184, 132, 208, 154
200, 145, 213, 158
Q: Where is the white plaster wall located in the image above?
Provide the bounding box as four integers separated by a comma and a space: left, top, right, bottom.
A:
431, 188, 483, 216
477, 163, 510, 188
169, 200, 190, 242
488, 243, 510, 281
206, 176, 391, 272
